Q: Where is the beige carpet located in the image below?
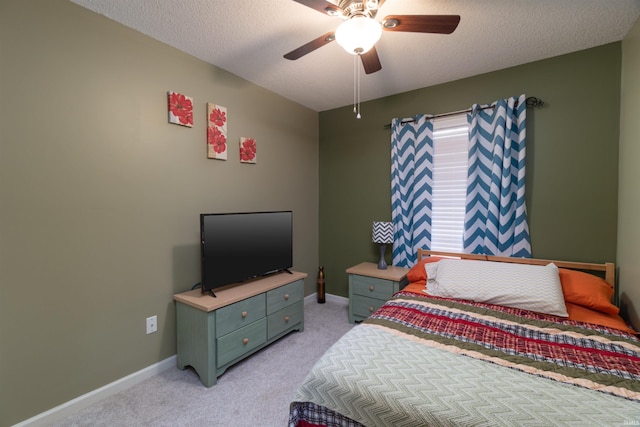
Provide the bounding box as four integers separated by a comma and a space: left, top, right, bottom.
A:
51, 299, 353, 427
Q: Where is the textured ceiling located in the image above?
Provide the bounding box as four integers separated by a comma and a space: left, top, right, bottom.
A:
70, 0, 640, 112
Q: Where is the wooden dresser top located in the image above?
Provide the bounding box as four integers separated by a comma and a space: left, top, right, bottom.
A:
174, 270, 307, 312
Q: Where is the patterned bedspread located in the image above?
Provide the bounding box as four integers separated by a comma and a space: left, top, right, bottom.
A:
290, 291, 640, 426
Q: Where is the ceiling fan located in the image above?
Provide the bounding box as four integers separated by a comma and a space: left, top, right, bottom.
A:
284, 0, 461, 74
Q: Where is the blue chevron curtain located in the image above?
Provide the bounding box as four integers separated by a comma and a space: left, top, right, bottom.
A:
463, 94, 531, 257
390, 115, 434, 267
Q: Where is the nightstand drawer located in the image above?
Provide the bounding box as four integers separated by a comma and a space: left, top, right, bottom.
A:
267, 300, 303, 339
351, 295, 386, 319
267, 279, 303, 314
215, 294, 266, 337
216, 318, 267, 367
351, 275, 395, 300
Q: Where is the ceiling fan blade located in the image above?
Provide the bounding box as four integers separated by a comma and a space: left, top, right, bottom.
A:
292, 0, 342, 16
360, 47, 382, 74
382, 15, 461, 34
284, 32, 336, 60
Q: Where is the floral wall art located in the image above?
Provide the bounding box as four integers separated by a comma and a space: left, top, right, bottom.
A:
167, 91, 193, 127
166, 94, 257, 165
207, 103, 227, 160
240, 137, 257, 164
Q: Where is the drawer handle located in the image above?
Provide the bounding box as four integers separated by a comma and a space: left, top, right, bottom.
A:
241, 311, 248, 318
284, 294, 289, 300
369, 285, 374, 292
369, 306, 374, 312
284, 316, 290, 323
242, 338, 249, 345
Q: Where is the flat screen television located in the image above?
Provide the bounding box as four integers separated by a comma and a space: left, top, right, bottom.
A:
200, 211, 293, 295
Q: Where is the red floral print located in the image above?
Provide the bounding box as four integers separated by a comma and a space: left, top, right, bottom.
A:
169, 92, 193, 126
240, 138, 256, 162
209, 108, 226, 127
206, 103, 227, 159
207, 126, 227, 153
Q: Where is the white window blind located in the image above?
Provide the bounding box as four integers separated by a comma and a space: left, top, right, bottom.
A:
430, 114, 469, 253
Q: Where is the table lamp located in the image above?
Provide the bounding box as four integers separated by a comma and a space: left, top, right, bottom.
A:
372, 221, 394, 270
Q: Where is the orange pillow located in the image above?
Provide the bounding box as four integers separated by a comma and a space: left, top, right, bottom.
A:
565, 303, 634, 334
406, 256, 443, 283
559, 268, 619, 315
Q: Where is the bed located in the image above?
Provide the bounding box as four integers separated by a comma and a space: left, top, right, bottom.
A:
289, 250, 640, 426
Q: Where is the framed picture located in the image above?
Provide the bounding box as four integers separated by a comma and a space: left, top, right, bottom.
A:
207, 103, 227, 160
167, 91, 193, 127
240, 137, 257, 164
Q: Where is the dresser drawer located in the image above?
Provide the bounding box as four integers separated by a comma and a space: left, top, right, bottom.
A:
267, 279, 303, 314
267, 300, 303, 339
351, 295, 386, 319
216, 318, 267, 367
215, 294, 266, 337
351, 275, 395, 300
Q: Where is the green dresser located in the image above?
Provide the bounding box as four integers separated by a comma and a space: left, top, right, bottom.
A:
175, 271, 307, 387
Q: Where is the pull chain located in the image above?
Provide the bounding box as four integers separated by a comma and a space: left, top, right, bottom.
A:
356, 55, 361, 119
351, 54, 363, 119
353, 55, 357, 114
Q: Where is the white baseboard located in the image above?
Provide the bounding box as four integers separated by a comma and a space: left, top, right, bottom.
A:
16, 296, 347, 426
13, 356, 177, 427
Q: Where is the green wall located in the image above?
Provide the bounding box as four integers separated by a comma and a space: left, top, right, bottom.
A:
0, 0, 633, 424
618, 18, 640, 329
319, 43, 621, 298
0, 1, 319, 425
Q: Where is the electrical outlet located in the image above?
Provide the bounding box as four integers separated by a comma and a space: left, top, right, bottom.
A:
146, 315, 157, 334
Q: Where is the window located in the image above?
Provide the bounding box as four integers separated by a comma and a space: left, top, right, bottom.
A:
430, 114, 469, 253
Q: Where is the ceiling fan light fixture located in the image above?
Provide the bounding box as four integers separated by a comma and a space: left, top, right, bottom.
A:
335, 15, 382, 55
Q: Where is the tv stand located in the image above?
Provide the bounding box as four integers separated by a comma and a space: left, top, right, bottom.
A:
174, 271, 307, 387
207, 289, 217, 298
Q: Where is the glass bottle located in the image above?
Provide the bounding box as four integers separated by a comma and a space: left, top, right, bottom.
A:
317, 266, 326, 304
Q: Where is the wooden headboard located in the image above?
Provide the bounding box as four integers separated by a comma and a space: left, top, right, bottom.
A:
417, 249, 616, 288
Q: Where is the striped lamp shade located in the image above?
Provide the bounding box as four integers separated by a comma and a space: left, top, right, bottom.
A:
372, 222, 394, 244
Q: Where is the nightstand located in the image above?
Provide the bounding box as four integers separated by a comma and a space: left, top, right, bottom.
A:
346, 262, 410, 323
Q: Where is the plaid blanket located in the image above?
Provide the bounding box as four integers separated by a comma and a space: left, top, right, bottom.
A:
370, 291, 640, 400
290, 291, 640, 427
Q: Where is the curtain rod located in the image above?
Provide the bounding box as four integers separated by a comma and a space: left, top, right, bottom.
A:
383, 96, 544, 129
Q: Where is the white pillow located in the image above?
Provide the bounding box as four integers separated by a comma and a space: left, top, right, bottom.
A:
425, 259, 568, 317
